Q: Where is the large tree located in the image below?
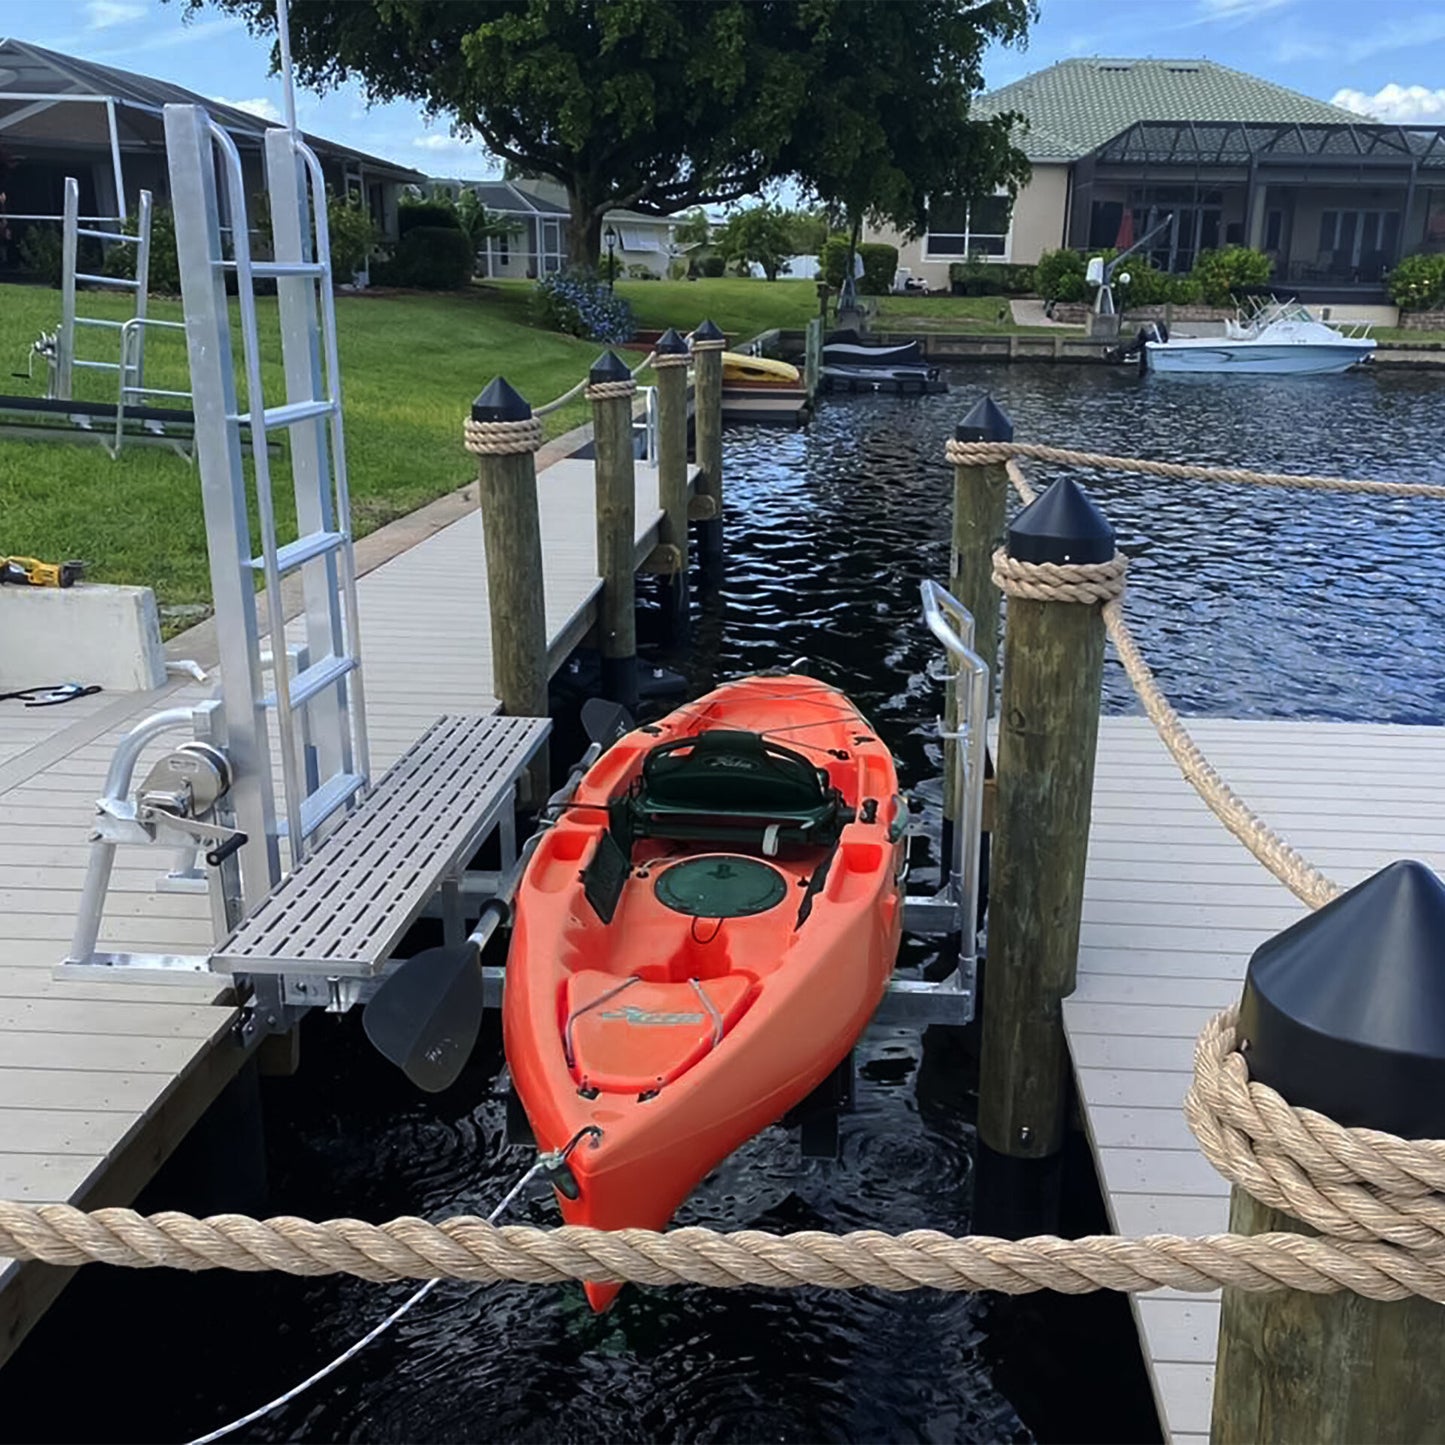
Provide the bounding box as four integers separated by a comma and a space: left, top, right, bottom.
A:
181, 0, 1034, 266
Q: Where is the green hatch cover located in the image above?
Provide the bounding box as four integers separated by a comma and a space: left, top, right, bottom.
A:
655, 855, 789, 918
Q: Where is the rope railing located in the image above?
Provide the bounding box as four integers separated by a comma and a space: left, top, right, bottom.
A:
997, 457, 1345, 910
533, 349, 661, 417
945, 439, 1445, 500
4, 1007, 1445, 1301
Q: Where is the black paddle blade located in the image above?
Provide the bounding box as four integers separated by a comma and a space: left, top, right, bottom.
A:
580, 697, 635, 749
363, 940, 485, 1093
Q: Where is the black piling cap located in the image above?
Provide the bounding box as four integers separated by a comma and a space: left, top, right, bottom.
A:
1007, 475, 1114, 565
471, 376, 531, 422
1239, 860, 1445, 1139
655, 327, 689, 356
589, 349, 632, 384
955, 394, 1015, 443
692, 319, 725, 344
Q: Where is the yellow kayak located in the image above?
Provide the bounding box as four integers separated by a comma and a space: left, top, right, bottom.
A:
721, 352, 801, 384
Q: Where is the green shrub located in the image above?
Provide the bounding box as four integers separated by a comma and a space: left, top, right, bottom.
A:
1191, 246, 1272, 306
384, 225, 474, 290
327, 194, 383, 279
17, 223, 64, 287
1113, 254, 1202, 308
1388, 252, 1445, 312
857, 242, 898, 295
103, 206, 181, 293
948, 260, 1036, 296
700, 254, 726, 278
623, 262, 656, 280
398, 199, 461, 236
1035, 248, 1088, 303
819, 235, 851, 288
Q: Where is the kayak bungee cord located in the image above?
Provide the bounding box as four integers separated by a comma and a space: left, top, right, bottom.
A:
186, 1129, 601, 1445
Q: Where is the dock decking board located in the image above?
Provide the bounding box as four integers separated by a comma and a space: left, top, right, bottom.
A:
0, 452, 689, 1365
1068, 715, 1445, 1443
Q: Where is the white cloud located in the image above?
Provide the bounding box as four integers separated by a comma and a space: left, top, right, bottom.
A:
212, 96, 283, 124
1198, 0, 1292, 15
1332, 84, 1445, 124
85, 1, 145, 29
411, 133, 475, 154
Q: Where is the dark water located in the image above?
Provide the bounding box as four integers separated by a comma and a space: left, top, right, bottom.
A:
7, 363, 1444, 1445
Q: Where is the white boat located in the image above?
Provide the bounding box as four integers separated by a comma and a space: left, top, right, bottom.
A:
1141, 300, 1376, 376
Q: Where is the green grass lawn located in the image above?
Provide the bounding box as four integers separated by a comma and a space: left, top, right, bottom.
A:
0, 274, 1076, 620
0, 281, 606, 618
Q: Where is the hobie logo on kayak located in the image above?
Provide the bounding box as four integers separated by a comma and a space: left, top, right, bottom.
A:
600, 1006, 706, 1027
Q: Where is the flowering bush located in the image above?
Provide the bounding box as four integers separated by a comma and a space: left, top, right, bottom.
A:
533, 271, 636, 343
1389, 253, 1445, 312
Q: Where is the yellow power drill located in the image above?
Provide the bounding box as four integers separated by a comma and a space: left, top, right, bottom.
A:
0, 556, 84, 588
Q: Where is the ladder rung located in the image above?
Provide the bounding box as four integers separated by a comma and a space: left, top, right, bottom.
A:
232, 399, 336, 432
76, 273, 139, 289
278, 771, 367, 840
75, 317, 124, 329
264, 652, 358, 710
252, 530, 347, 575
247, 260, 329, 279
74, 360, 121, 371
79, 228, 131, 243
123, 387, 193, 401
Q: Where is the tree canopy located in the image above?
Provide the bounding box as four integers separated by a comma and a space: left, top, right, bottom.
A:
179, 0, 1034, 266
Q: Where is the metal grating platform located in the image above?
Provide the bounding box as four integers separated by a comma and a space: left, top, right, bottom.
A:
213, 714, 549, 977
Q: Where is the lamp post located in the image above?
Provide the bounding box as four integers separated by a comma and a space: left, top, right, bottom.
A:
604, 224, 618, 293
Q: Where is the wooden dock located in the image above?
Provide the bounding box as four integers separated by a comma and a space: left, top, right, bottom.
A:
0, 448, 692, 1363
1070, 715, 1445, 1444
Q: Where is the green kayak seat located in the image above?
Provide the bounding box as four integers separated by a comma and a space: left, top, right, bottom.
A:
624, 729, 848, 854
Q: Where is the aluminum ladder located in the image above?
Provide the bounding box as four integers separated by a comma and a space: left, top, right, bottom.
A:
54, 176, 193, 457
164, 103, 370, 916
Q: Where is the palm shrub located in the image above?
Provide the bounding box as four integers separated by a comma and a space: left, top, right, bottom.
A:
1388, 253, 1445, 312
1035, 247, 1088, 302
1192, 246, 1272, 306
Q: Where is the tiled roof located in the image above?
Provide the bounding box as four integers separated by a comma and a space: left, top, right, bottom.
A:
978, 58, 1361, 162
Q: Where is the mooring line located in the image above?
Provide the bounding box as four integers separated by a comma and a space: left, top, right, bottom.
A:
185, 1134, 585, 1445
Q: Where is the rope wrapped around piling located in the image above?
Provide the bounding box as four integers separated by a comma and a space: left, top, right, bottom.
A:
650, 352, 691, 369
5, 1007, 1445, 1300
944, 438, 1445, 500
991, 549, 1128, 605
462, 416, 545, 456
584, 380, 637, 402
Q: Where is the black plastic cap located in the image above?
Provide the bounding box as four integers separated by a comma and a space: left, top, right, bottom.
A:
692, 319, 725, 343
589, 350, 632, 384
471, 376, 531, 422
955, 394, 1015, 443
655, 327, 689, 356
1239, 860, 1445, 1138
1007, 476, 1114, 565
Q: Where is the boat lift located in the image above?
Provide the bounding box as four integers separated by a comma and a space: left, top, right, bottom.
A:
61, 93, 986, 1081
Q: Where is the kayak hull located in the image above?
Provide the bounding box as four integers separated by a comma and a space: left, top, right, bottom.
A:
503, 675, 905, 1308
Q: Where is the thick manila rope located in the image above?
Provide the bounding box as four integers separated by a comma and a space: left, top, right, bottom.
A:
990, 456, 1342, 911
4, 1008, 1445, 1301
945, 438, 1445, 500
462, 416, 545, 456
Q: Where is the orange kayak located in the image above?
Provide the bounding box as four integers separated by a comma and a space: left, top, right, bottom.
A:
503, 674, 906, 1309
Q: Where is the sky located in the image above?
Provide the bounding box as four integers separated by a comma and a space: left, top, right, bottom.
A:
3, 0, 1444, 182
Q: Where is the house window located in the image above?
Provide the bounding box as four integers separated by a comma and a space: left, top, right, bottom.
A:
1265, 210, 1284, 253
925, 194, 1012, 258
498, 230, 509, 262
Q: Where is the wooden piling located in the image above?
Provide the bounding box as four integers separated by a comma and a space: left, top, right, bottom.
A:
468, 376, 549, 800
944, 397, 1013, 860
691, 318, 726, 573
1213, 860, 1445, 1444
588, 350, 639, 709
979, 479, 1113, 1159
652, 327, 692, 644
